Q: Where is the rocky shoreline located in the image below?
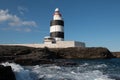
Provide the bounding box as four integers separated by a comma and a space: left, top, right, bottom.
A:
0, 45, 118, 65
0, 45, 120, 80
112, 52, 120, 58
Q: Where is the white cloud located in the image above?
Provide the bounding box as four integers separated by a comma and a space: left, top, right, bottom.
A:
15, 28, 31, 32
9, 20, 37, 27
17, 6, 28, 15
0, 10, 19, 23
0, 9, 11, 22
0, 9, 37, 32
24, 28, 31, 32
2, 27, 32, 32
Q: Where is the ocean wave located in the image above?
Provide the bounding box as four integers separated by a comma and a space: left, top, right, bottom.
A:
1, 62, 115, 80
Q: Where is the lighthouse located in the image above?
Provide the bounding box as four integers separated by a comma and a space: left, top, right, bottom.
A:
4, 8, 85, 48
50, 8, 64, 41
43, 8, 85, 47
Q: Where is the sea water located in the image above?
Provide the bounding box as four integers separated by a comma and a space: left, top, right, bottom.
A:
1, 58, 120, 80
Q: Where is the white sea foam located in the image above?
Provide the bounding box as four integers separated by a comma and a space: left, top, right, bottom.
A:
1, 62, 33, 80
1, 62, 115, 80
32, 64, 114, 80
95, 64, 107, 68
80, 63, 89, 67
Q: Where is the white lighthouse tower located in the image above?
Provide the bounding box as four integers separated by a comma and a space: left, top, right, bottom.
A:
50, 8, 64, 41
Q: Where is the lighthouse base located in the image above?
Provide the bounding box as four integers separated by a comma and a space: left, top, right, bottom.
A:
2, 41, 85, 48
46, 41, 85, 48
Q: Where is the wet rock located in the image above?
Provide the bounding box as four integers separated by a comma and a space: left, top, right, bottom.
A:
108, 75, 120, 80
55, 62, 77, 66
54, 59, 78, 66
0, 65, 16, 80
14, 58, 54, 66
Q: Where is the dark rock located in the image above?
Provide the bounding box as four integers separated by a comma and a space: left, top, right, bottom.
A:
50, 47, 114, 59
108, 75, 120, 80
112, 52, 120, 58
0, 65, 16, 80
14, 58, 54, 66
55, 61, 77, 66
0, 45, 114, 65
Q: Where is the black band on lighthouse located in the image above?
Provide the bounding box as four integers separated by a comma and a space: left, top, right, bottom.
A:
50, 20, 64, 26
50, 32, 64, 38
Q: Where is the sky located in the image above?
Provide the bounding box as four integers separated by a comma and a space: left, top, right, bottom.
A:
0, 0, 120, 51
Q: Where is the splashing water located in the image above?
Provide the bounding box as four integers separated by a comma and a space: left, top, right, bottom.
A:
2, 62, 33, 80
1, 59, 120, 80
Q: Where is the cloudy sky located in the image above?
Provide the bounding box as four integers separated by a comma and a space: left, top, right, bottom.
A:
0, 0, 120, 51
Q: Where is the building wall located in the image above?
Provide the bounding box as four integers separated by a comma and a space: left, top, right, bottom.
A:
1, 41, 85, 48
57, 41, 85, 48
75, 41, 86, 47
